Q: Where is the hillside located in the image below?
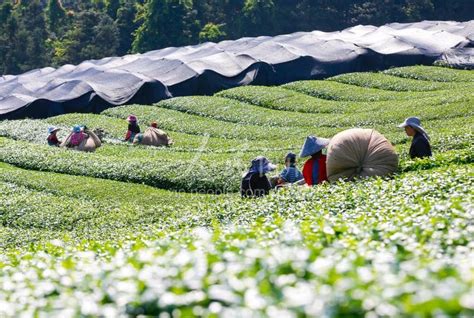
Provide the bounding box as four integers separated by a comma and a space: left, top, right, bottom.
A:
2, 20, 474, 120
0, 65, 473, 317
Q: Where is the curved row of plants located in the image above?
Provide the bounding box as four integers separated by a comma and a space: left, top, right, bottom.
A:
383, 66, 474, 82
328, 72, 474, 91
0, 66, 472, 194
1, 164, 472, 316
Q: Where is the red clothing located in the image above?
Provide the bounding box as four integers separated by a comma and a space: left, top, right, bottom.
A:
125, 130, 132, 141
302, 154, 328, 186
47, 134, 60, 146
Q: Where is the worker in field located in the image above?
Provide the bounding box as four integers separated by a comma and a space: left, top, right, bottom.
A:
277, 152, 304, 186
46, 126, 61, 146
67, 125, 88, 148
125, 115, 140, 143
398, 117, 432, 159
299, 135, 329, 185
241, 156, 277, 198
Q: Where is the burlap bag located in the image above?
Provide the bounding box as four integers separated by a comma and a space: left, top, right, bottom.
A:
326, 128, 398, 182
76, 130, 101, 152
138, 127, 173, 146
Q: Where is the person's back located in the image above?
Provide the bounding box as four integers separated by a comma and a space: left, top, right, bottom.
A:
299, 135, 330, 186
279, 153, 303, 184
125, 115, 141, 142
410, 131, 432, 159
47, 127, 61, 147
241, 172, 271, 198
302, 152, 328, 186
241, 156, 276, 198
398, 117, 432, 159
70, 131, 87, 147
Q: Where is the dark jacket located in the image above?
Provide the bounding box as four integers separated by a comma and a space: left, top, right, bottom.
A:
240, 172, 271, 198
125, 123, 141, 141
128, 123, 141, 134
410, 132, 432, 159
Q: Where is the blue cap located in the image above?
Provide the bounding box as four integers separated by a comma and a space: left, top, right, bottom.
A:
72, 125, 82, 133
299, 135, 329, 158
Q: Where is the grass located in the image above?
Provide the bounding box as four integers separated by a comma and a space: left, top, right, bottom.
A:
0, 65, 473, 317
329, 72, 474, 91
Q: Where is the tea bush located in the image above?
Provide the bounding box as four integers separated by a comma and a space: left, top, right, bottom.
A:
0, 165, 472, 316
282, 80, 470, 102
102, 105, 316, 140
329, 72, 474, 91
0, 66, 473, 317
384, 66, 474, 82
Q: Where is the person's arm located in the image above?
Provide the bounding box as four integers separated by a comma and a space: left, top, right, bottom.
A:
60, 132, 72, 148
280, 168, 289, 182
295, 178, 306, 186
252, 175, 272, 196
125, 130, 131, 141
295, 169, 303, 182
262, 175, 272, 195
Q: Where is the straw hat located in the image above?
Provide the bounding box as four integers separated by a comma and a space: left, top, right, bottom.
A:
398, 117, 429, 139
299, 135, 330, 158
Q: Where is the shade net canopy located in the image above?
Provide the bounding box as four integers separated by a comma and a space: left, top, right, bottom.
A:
1, 20, 473, 119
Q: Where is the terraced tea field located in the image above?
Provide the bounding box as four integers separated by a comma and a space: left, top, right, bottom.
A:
0, 66, 473, 317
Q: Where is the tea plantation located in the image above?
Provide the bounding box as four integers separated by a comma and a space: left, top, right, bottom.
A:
0, 66, 473, 317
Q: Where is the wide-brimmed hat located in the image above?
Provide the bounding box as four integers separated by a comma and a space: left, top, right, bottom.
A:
249, 156, 277, 174
398, 117, 429, 138
299, 135, 330, 158
48, 126, 60, 134
127, 115, 137, 122
72, 125, 82, 133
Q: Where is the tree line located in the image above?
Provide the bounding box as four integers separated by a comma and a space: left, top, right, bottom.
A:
0, 0, 472, 75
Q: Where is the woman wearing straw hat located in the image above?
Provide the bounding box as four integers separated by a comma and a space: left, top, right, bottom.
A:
299, 135, 330, 186
398, 117, 432, 159
46, 126, 61, 147
241, 156, 277, 198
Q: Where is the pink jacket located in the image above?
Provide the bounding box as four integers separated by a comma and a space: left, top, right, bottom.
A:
70, 132, 86, 146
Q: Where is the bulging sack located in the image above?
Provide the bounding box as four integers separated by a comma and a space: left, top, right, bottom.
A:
77, 131, 101, 152
138, 127, 173, 146
326, 128, 398, 182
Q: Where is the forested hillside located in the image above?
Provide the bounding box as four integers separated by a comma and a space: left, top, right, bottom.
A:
0, 0, 473, 75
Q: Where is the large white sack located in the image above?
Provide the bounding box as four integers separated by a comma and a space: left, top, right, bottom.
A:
77, 130, 101, 152
326, 128, 398, 182
138, 127, 173, 146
